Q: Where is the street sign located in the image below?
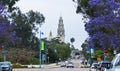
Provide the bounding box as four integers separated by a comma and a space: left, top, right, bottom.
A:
86, 50, 90, 53
54, 46, 57, 53
2, 50, 8, 54
90, 48, 94, 54
114, 50, 117, 55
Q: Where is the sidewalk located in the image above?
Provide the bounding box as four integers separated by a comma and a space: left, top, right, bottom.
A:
27, 63, 60, 69
42, 63, 60, 69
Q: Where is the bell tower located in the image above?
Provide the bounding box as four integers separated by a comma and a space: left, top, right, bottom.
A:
48, 31, 52, 41
57, 16, 65, 42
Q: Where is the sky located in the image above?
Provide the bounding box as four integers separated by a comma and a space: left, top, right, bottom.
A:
15, 0, 88, 50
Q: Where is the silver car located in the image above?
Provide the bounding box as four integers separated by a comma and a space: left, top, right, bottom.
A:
0, 61, 12, 71
66, 62, 74, 68
60, 62, 66, 67
107, 53, 120, 71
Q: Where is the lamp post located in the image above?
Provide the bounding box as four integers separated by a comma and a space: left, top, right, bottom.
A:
39, 31, 42, 68
48, 57, 49, 63
39, 31, 44, 68
45, 42, 49, 64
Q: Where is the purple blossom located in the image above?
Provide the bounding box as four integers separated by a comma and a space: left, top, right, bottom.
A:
85, 0, 120, 49
0, 5, 20, 47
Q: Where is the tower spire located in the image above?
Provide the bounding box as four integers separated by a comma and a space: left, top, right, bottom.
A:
57, 16, 65, 43
59, 16, 63, 24
49, 30, 52, 41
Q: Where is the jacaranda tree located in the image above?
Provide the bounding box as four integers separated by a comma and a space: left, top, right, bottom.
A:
0, 5, 19, 48
74, 0, 120, 50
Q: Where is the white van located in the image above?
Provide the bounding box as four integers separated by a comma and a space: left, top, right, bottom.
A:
107, 53, 120, 71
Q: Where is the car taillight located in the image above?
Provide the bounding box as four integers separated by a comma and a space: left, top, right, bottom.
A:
98, 67, 102, 70
92, 67, 95, 69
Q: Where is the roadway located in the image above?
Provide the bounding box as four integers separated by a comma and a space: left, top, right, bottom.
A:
13, 59, 89, 71
13, 68, 89, 71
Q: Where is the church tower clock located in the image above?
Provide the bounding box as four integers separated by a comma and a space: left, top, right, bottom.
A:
57, 16, 65, 42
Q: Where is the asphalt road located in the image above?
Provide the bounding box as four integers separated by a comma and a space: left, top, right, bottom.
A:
13, 59, 89, 71
13, 68, 89, 71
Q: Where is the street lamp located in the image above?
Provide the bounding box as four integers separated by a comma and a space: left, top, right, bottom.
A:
39, 31, 44, 68
45, 43, 49, 64
48, 57, 49, 63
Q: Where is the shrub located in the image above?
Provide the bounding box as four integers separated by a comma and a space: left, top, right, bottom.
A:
12, 64, 27, 68
80, 65, 89, 68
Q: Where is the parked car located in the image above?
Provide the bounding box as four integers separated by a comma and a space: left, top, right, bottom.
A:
97, 61, 111, 71
66, 62, 74, 68
60, 62, 66, 67
0, 61, 12, 71
107, 53, 120, 71
89, 62, 98, 71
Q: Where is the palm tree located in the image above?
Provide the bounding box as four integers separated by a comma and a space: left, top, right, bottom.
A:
70, 37, 75, 49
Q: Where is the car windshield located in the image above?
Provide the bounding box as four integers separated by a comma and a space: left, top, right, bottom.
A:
68, 62, 73, 64
114, 56, 120, 66
0, 62, 10, 66
112, 55, 118, 64
61, 62, 65, 64
93, 63, 98, 67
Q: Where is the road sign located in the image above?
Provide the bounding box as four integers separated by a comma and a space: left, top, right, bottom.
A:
90, 48, 94, 54
2, 50, 8, 54
114, 50, 117, 55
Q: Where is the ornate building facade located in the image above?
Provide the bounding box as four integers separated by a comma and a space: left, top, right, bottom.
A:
47, 16, 65, 43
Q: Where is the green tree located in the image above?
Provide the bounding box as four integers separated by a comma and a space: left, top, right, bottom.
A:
93, 50, 104, 59
57, 44, 71, 60
0, 0, 20, 12
46, 38, 71, 63
81, 42, 88, 59
11, 9, 45, 49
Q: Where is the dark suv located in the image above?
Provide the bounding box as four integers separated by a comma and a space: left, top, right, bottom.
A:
97, 61, 111, 71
